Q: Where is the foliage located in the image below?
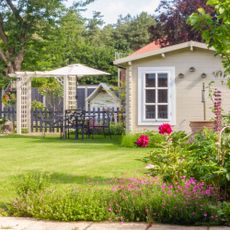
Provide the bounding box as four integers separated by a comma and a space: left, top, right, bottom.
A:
31, 100, 45, 110
0, 0, 65, 74
2, 91, 16, 106
7, 173, 230, 225
0, 117, 6, 133
110, 122, 125, 135
187, 129, 219, 182
189, 0, 230, 73
14, 172, 50, 198
121, 133, 140, 147
0, 0, 154, 88
113, 13, 155, 51
143, 131, 190, 183
150, 0, 214, 47
121, 131, 166, 148
143, 127, 230, 199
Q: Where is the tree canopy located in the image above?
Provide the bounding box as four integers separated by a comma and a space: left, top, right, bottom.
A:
0, 1, 155, 88
189, 0, 230, 74
149, 0, 214, 47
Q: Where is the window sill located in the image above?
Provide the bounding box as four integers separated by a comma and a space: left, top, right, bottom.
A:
138, 120, 176, 126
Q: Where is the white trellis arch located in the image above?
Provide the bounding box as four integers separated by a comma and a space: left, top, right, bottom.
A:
9, 64, 109, 134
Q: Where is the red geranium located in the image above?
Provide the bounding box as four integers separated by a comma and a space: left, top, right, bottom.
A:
159, 123, 172, 135
136, 134, 149, 147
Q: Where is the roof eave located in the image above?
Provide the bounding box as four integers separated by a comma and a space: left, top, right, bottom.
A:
114, 41, 215, 65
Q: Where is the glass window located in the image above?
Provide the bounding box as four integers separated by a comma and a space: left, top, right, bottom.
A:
158, 73, 168, 87
146, 73, 156, 87
146, 105, 156, 119
146, 90, 155, 103
158, 89, 168, 103
158, 105, 168, 119
144, 72, 169, 120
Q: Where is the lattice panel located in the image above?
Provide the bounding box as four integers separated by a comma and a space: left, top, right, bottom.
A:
21, 78, 31, 129
67, 76, 77, 110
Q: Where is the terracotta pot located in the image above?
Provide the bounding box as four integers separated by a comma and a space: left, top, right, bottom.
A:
190, 121, 215, 133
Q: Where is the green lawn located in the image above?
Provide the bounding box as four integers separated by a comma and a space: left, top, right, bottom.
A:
0, 135, 146, 203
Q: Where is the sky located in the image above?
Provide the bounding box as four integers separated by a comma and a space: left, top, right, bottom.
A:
66, 0, 161, 24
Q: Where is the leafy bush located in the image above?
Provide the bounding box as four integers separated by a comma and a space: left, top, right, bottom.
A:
121, 131, 165, 148
143, 128, 230, 198
110, 122, 125, 135
9, 172, 110, 221
143, 131, 189, 183
6, 173, 230, 225
31, 100, 45, 110
15, 172, 50, 197
121, 133, 139, 147
187, 129, 219, 182
22, 189, 110, 221
109, 177, 228, 225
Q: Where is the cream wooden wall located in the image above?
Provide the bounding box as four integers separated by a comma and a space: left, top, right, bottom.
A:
127, 48, 230, 133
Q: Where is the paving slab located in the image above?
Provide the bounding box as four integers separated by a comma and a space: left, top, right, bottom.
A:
0, 217, 91, 230
87, 222, 148, 230
209, 227, 230, 230
148, 225, 208, 230
0, 217, 229, 230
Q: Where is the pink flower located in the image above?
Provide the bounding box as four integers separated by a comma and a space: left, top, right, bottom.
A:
136, 134, 149, 147
158, 123, 173, 135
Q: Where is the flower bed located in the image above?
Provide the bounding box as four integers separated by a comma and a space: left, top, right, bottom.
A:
6, 172, 230, 225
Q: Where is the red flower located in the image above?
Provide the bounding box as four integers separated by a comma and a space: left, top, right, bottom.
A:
159, 123, 172, 135
136, 134, 149, 147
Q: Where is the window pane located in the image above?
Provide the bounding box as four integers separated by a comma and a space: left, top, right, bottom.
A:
158, 105, 168, 119
146, 73, 156, 87
146, 105, 155, 119
158, 73, 168, 87
146, 90, 155, 103
158, 89, 168, 103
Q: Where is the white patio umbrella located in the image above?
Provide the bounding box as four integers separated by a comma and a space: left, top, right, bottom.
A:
44, 64, 110, 77
43, 64, 110, 112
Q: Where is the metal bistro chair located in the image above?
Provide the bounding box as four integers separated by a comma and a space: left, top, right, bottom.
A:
62, 109, 81, 139
74, 110, 87, 140
89, 110, 112, 138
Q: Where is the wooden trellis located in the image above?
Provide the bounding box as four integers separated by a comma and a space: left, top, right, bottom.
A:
14, 73, 76, 134
10, 64, 109, 134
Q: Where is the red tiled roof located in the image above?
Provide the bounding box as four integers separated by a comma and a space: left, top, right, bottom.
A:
129, 41, 161, 56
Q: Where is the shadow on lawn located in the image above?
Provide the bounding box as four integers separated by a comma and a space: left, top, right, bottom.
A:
2, 134, 122, 146
49, 172, 115, 186
12, 170, 116, 187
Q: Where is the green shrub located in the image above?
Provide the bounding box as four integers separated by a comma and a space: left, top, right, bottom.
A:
110, 122, 125, 135
121, 133, 139, 147
24, 188, 110, 221
121, 131, 165, 148
31, 100, 45, 110
15, 172, 50, 197
188, 129, 219, 182
144, 131, 166, 148
143, 131, 190, 183
7, 173, 230, 225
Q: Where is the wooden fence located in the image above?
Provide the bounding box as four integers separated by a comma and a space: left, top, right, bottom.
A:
31, 108, 125, 133
0, 107, 16, 122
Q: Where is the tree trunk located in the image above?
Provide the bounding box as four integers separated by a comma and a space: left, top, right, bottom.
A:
4, 48, 24, 75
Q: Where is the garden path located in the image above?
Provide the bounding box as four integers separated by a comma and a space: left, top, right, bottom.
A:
0, 217, 229, 230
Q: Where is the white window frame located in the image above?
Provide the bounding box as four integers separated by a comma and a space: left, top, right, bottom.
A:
138, 67, 176, 126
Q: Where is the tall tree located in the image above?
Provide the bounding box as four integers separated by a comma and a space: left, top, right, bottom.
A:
0, 0, 66, 75
150, 0, 214, 47
113, 12, 155, 51
189, 0, 230, 74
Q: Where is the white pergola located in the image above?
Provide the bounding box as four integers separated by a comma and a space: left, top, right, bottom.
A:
9, 64, 109, 134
